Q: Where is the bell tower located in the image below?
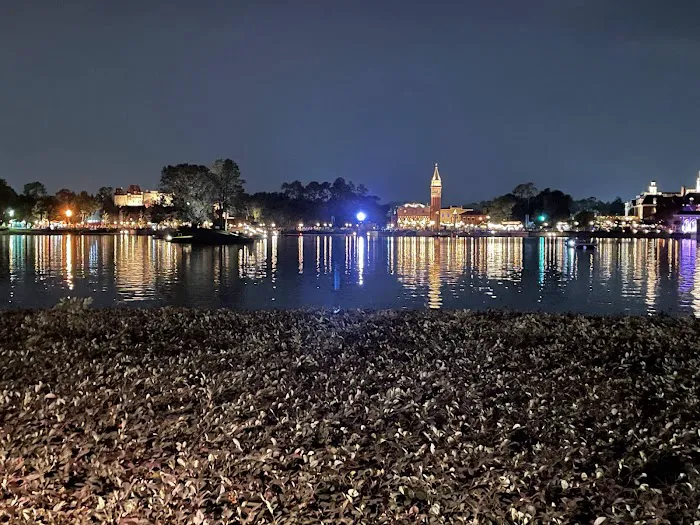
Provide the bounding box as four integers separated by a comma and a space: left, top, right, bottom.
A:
430, 163, 442, 230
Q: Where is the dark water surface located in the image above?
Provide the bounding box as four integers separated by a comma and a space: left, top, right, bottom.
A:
1, 234, 699, 315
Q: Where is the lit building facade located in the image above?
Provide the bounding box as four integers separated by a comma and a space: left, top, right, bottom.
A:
627, 173, 700, 220
114, 185, 173, 208
396, 203, 430, 228
394, 164, 487, 230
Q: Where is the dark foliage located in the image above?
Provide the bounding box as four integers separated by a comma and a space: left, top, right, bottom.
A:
1, 309, 699, 522
245, 177, 387, 227
481, 183, 627, 223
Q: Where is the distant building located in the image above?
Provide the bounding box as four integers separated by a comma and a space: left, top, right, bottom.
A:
627, 173, 700, 220
430, 164, 442, 231
461, 209, 490, 226
394, 164, 487, 229
396, 203, 430, 228
114, 185, 172, 208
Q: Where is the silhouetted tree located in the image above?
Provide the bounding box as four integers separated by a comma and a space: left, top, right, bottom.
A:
574, 210, 596, 226
34, 196, 59, 222
159, 164, 214, 225
486, 195, 517, 222
76, 191, 100, 222
608, 197, 625, 216
0, 179, 18, 217
511, 182, 537, 220
532, 188, 573, 222
210, 159, 245, 227
281, 181, 305, 200
23, 182, 47, 199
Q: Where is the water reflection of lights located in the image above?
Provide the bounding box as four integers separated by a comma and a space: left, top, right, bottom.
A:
237, 241, 268, 280
393, 237, 465, 307
1, 234, 700, 314
484, 237, 523, 281
271, 234, 278, 287
645, 240, 659, 314
427, 239, 441, 308
324, 236, 332, 274
357, 235, 365, 286
316, 235, 321, 276
537, 237, 567, 289
387, 236, 394, 273
692, 245, 700, 316
88, 239, 99, 276
345, 235, 352, 274
298, 235, 304, 274
65, 235, 73, 290
678, 240, 694, 296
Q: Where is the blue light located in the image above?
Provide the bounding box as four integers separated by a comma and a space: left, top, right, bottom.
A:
356, 211, 367, 222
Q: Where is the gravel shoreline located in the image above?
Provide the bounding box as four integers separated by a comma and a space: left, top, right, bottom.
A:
1, 308, 699, 524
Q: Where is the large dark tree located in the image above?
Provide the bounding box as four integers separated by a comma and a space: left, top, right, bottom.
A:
574, 210, 596, 227
159, 164, 214, 225
0, 179, 18, 218
511, 182, 537, 220
608, 197, 626, 216
76, 191, 100, 222
487, 195, 517, 222
34, 196, 59, 222
531, 188, 573, 222
23, 182, 47, 199
210, 159, 245, 227
96, 186, 118, 219
96, 186, 114, 206
572, 197, 601, 214
281, 181, 305, 200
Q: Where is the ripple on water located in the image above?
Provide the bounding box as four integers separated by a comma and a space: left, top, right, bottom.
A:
0, 234, 697, 315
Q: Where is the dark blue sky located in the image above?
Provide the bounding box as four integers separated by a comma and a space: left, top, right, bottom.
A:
2, 1, 699, 203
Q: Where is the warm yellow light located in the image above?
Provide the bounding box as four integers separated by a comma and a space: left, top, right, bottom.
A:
65, 209, 73, 218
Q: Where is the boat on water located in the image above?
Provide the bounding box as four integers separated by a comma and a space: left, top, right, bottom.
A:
567, 238, 596, 250
166, 229, 257, 245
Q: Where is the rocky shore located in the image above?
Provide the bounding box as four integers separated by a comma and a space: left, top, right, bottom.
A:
1, 308, 699, 523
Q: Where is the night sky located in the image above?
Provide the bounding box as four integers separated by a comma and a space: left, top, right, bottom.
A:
2, 1, 700, 204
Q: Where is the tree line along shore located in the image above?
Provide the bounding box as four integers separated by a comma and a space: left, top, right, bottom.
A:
1, 162, 625, 230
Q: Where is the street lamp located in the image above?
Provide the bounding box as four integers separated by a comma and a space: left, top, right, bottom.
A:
7, 209, 14, 218
65, 209, 73, 226
356, 211, 367, 222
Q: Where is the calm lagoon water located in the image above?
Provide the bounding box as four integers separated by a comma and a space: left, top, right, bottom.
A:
1, 234, 699, 315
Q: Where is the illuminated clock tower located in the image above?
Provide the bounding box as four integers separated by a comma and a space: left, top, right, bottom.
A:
430, 163, 442, 230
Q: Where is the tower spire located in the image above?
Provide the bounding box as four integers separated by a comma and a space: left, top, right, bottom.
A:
429, 163, 442, 231
431, 163, 441, 187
